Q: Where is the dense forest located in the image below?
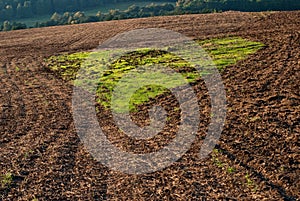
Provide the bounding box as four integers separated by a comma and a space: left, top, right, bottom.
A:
0, 0, 174, 20
1, 0, 300, 31
177, 0, 300, 13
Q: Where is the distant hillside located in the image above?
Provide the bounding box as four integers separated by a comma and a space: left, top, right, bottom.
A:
1, 0, 300, 31
0, 0, 176, 21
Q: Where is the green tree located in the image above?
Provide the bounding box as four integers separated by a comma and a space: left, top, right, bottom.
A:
3, 21, 12, 31
50, 12, 61, 21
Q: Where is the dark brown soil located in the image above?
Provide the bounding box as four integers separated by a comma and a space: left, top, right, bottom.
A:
0, 11, 299, 200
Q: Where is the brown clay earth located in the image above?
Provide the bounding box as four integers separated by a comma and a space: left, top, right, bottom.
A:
0, 11, 299, 200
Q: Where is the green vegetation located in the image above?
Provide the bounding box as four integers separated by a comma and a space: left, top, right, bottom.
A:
1, 172, 13, 189
211, 148, 258, 191
33, 3, 175, 28
177, 0, 300, 13
212, 149, 224, 168
12, 1, 171, 27
211, 149, 236, 174
0, 0, 176, 21
0, 0, 176, 30
47, 52, 90, 80
47, 37, 264, 112
198, 37, 264, 69
227, 166, 235, 173
245, 173, 258, 191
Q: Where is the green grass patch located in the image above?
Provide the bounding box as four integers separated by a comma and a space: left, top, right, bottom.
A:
47, 37, 264, 112
198, 37, 264, 68
1, 172, 13, 189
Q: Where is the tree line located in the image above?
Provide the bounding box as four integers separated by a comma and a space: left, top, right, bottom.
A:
35, 3, 175, 27
0, 0, 172, 20
176, 0, 300, 13
1, 0, 300, 31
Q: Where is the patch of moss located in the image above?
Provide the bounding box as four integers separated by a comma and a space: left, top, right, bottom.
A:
47, 52, 90, 80
46, 37, 264, 112
1, 172, 13, 189
198, 37, 264, 69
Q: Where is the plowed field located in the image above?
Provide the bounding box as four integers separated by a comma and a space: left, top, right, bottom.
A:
0, 11, 299, 200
